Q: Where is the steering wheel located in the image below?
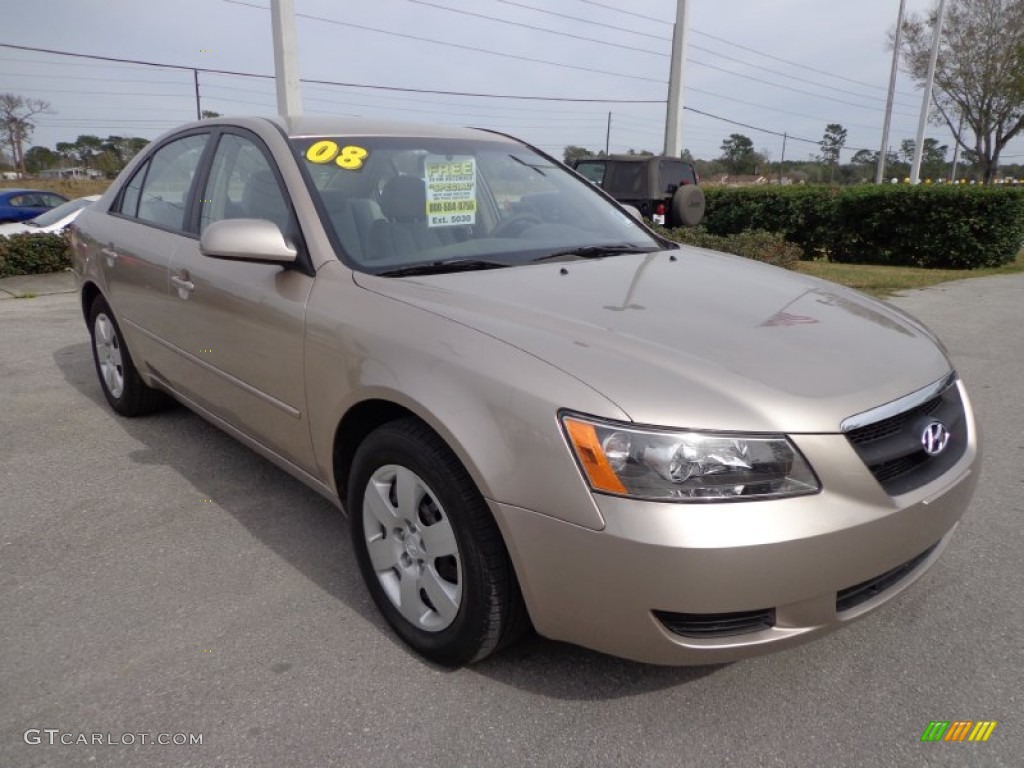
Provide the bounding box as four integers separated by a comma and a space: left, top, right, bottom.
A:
489, 214, 543, 238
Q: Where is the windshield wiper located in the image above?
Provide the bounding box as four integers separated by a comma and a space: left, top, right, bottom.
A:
377, 258, 509, 277
532, 244, 659, 263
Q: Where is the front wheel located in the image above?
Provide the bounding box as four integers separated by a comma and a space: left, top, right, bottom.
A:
348, 418, 528, 666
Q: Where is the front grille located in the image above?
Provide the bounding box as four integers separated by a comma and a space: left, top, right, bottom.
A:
844, 378, 967, 495
836, 543, 938, 613
847, 395, 942, 446
654, 608, 776, 638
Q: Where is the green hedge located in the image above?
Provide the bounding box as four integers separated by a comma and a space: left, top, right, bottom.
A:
701, 185, 1024, 268
653, 226, 801, 269
0, 233, 72, 277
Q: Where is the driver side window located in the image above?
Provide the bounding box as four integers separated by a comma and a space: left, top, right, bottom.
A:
200, 133, 294, 240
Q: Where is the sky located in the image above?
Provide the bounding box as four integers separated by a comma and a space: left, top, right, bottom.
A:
3, 0, 1023, 169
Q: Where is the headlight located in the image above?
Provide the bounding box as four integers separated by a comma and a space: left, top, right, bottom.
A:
561, 414, 820, 502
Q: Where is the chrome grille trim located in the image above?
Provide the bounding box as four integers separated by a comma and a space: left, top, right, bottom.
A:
840, 371, 957, 433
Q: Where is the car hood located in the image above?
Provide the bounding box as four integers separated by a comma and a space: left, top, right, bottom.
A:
0, 221, 34, 235
353, 247, 953, 433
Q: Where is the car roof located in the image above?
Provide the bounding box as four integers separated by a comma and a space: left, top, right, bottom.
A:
0, 188, 52, 196
167, 115, 521, 144
583, 155, 689, 163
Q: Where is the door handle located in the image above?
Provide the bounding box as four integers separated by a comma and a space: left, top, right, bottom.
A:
101, 247, 118, 267
171, 274, 194, 298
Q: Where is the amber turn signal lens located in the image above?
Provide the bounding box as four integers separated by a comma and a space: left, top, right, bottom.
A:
563, 418, 628, 494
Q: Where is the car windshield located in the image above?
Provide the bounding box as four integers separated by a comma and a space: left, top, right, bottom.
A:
292, 136, 660, 275
28, 197, 94, 228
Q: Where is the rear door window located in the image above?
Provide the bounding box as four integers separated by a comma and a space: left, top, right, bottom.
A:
135, 134, 209, 231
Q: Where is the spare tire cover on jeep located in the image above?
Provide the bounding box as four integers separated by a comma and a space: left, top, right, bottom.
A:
672, 185, 705, 227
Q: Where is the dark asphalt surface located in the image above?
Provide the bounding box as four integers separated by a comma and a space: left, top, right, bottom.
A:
2, 274, 1022, 767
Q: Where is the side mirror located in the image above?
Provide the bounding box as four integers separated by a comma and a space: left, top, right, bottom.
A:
199, 218, 297, 264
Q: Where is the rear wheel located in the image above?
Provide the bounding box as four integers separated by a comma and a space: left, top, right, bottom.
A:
348, 418, 528, 666
88, 297, 169, 416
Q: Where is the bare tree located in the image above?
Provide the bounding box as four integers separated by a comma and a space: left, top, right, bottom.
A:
0, 93, 52, 177
899, 0, 1024, 183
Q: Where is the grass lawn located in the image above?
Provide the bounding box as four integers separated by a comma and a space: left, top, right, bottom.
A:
794, 252, 1024, 297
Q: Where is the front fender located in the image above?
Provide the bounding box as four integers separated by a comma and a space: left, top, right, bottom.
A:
304, 263, 626, 530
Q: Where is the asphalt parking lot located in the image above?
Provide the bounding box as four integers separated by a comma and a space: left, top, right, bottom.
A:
2, 273, 1022, 768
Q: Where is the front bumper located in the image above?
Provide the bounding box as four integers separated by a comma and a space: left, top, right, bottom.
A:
492, 420, 979, 665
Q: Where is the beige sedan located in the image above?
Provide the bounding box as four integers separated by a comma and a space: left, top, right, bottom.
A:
70, 116, 979, 666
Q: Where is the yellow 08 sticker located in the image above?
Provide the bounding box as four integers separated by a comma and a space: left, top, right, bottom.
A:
304, 140, 369, 171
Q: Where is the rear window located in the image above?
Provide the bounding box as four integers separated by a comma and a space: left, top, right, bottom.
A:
658, 160, 696, 192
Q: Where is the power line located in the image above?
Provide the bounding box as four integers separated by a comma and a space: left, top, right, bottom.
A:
572, 0, 673, 25
249, 0, 913, 119
686, 87, 896, 132
684, 106, 875, 154
16, 88, 193, 98
406, 0, 665, 56
687, 58, 916, 116
504, 0, 918, 100
223, 0, 666, 84
0, 42, 665, 103
411, 0, 917, 110
692, 29, 919, 100
3, 71, 193, 86
496, 0, 668, 40
687, 43, 918, 109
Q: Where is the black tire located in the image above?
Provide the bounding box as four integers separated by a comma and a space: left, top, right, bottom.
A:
88, 296, 170, 416
348, 418, 528, 666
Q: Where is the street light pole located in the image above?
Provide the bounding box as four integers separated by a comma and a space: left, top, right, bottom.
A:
911, 0, 948, 184
876, 0, 907, 184
271, 0, 302, 118
663, 0, 690, 157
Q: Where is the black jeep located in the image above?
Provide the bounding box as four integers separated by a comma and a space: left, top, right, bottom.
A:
572, 155, 702, 227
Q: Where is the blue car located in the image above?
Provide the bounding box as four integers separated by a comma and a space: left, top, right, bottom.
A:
0, 189, 69, 224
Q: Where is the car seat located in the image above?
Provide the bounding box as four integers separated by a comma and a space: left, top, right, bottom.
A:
367, 175, 458, 262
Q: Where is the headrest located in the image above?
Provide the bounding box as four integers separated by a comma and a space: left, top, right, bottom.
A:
379, 175, 426, 222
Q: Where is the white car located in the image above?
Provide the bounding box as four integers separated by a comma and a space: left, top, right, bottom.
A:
0, 195, 100, 236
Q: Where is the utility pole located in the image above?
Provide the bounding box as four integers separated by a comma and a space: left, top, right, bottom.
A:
949, 112, 964, 181
911, 0, 947, 184
876, 0, 907, 184
605, 112, 611, 156
193, 69, 201, 120
663, 0, 690, 157
271, 0, 302, 118
779, 132, 787, 185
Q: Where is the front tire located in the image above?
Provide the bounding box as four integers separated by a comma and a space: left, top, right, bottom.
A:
88, 296, 169, 416
348, 418, 527, 666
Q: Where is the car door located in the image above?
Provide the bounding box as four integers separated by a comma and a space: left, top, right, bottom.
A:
160, 129, 317, 472
90, 132, 212, 377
